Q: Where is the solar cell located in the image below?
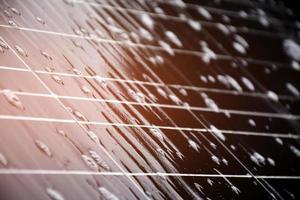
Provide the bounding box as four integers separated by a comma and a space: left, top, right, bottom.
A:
0, 0, 299, 199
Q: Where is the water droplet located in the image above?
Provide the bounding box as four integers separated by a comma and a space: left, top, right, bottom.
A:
222, 15, 231, 23
165, 31, 182, 47
2, 89, 24, 110
200, 42, 216, 64
8, 19, 17, 27
248, 119, 256, 127
46, 188, 65, 200
258, 16, 269, 27
231, 185, 241, 195
266, 90, 279, 102
201, 93, 219, 112
89, 150, 110, 171
82, 154, 98, 170
35, 139, 52, 157
283, 39, 300, 61
241, 77, 255, 91
87, 131, 100, 145
14, 45, 28, 57
222, 158, 228, 165
216, 23, 231, 35
156, 148, 165, 156
10, 7, 21, 16
233, 42, 246, 54
70, 68, 82, 75
275, 137, 283, 145
187, 19, 202, 31
289, 145, 300, 157
183, 102, 190, 110
3, 10, 12, 18
210, 142, 217, 149
36, 16, 45, 24
197, 7, 212, 20
155, 55, 164, 64
194, 183, 204, 194
226, 75, 242, 92
98, 187, 119, 200
0, 152, 8, 166
286, 82, 300, 96
267, 157, 275, 166
169, 94, 182, 105
139, 28, 153, 41
176, 151, 184, 160
56, 129, 67, 137
250, 152, 266, 166
200, 75, 207, 83
0, 40, 9, 53
141, 13, 155, 30
51, 75, 64, 85
95, 76, 108, 88
40, 50, 52, 60
81, 85, 92, 95
72, 40, 83, 49
239, 11, 248, 18
291, 61, 300, 71
157, 88, 167, 99
73, 110, 87, 121
208, 76, 215, 83
207, 178, 214, 186
158, 40, 174, 56
211, 155, 220, 165
210, 125, 226, 141
150, 128, 164, 141
188, 139, 200, 152
128, 89, 145, 103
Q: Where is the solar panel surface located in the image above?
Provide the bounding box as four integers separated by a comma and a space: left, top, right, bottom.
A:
0, 0, 300, 199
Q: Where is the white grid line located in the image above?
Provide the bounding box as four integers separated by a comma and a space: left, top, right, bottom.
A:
0, 115, 298, 139
1, 89, 299, 120
0, 65, 298, 101
0, 168, 299, 179
0, 24, 293, 68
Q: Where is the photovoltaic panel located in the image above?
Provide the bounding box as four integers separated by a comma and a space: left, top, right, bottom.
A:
0, 0, 300, 199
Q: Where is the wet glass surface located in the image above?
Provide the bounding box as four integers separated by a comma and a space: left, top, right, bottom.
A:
0, 0, 299, 199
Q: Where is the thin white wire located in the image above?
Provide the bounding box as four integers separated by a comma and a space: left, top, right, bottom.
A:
0, 65, 298, 101
0, 114, 298, 139
0, 168, 299, 179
